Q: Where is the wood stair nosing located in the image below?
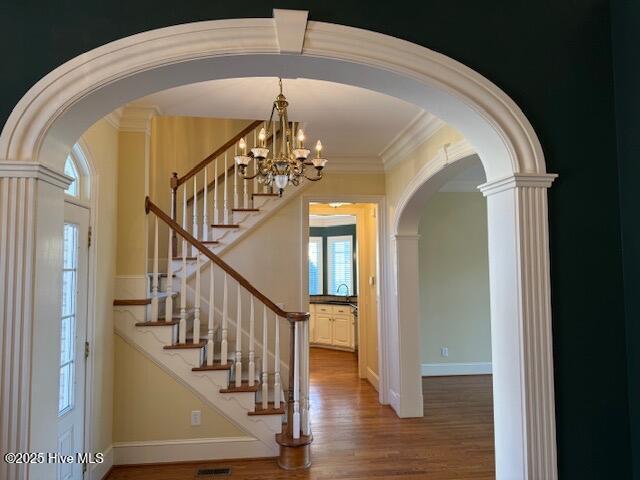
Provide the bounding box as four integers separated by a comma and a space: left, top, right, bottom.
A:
172, 256, 198, 260
164, 341, 207, 350
210, 224, 240, 229
201, 240, 220, 245
113, 291, 178, 306
248, 401, 286, 416
135, 320, 179, 327
220, 381, 259, 394
232, 208, 260, 212
192, 364, 233, 372
252, 193, 279, 198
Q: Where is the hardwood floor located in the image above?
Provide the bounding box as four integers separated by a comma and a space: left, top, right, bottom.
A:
107, 348, 495, 479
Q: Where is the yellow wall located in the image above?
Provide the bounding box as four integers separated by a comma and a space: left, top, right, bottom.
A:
385, 125, 464, 221
116, 131, 148, 275
112, 336, 244, 442
81, 118, 119, 453
418, 192, 491, 364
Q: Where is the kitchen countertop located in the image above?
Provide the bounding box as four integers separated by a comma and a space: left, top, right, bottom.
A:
310, 295, 358, 305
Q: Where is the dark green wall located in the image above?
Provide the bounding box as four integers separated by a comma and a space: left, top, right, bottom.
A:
0, 1, 633, 477
309, 224, 357, 295
611, 1, 640, 478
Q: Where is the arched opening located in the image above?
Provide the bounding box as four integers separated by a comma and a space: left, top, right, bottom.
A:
0, 13, 557, 479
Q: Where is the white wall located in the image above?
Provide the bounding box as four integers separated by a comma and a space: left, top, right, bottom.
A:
418, 192, 491, 375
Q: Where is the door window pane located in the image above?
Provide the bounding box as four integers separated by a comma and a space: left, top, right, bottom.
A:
59, 223, 78, 416
327, 235, 354, 296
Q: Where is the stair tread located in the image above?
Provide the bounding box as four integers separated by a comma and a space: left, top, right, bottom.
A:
164, 341, 207, 350
232, 208, 260, 212
248, 402, 286, 416
135, 320, 179, 326
211, 224, 240, 228
172, 256, 198, 260
252, 193, 279, 197
192, 363, 233, 371
220, 381, 259, 393
201, 240, 220, 244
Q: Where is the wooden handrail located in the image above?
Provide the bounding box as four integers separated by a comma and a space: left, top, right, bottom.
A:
176, 120, 263, 188
185, 125, 282, 206
145, 196, 308, 321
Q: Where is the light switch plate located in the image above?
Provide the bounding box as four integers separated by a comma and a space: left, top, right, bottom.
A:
191, 410, 201, 426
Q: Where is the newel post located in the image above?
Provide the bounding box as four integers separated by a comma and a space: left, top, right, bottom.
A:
275, 312, 312, 470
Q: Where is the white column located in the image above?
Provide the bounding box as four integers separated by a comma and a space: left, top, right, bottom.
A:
0, 164, 71, 480
301, 319, 311, 436
393, 234, 423, 417
165, 193, 174, 325
479, 174, 558, 480
293, 321, 301, 439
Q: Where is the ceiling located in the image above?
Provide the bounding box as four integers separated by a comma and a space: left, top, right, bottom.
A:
135, 77, 423, 158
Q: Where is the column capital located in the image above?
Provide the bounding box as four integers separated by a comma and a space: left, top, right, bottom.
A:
0, 161, 72, 189
479, 173, 558, 197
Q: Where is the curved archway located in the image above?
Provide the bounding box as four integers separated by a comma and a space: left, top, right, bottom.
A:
0, 12, 557, 479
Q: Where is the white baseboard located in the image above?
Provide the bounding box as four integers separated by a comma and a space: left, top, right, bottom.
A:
90, 444, 113, 480
389, 388, 401, 414
113, 436, 273, 465
421, 362, 492, 376
366, 367, 379, 391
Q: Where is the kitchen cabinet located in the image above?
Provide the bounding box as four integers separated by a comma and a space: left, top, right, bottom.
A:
309, 304, 356, 351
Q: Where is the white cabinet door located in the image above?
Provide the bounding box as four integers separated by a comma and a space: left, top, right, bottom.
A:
315, 314, 333, 345
332, 315, 352, 348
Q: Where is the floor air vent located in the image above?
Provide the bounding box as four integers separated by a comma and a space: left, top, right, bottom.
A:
196, 467, 232, 477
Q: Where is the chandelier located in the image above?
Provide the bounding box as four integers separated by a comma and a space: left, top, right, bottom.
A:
234, 79, 327, 195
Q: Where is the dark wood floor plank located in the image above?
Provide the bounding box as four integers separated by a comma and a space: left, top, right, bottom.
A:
107, 348, 495, 479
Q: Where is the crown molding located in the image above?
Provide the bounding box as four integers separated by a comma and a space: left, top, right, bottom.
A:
103, 104, 162, 133
379, 111, 445, 171
0, 161, 72, 189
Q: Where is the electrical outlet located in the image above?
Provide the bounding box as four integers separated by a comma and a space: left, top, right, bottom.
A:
191, 410, 201, 426
441, 347, 449, 358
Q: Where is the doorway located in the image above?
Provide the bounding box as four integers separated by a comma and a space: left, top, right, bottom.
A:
58, 201, 90, 480
305, 202, 380, 392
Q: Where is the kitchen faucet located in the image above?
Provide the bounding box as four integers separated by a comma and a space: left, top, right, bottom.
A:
336, 283, 350, 297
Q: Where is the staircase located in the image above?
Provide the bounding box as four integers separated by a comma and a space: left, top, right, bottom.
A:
113, 121, 312, 470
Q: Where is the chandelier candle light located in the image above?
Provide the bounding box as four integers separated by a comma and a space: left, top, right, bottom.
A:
234, 79, 327, 195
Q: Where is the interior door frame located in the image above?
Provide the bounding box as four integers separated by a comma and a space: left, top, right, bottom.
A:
300, 194, 387, 404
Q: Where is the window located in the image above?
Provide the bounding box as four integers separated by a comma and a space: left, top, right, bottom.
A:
59, 223, 78, 415
327, 235, 354, 296
308, 237, 323, 295
64, 156, 79, 197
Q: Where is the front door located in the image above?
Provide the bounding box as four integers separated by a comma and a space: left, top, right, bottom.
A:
57, 202, 90, 480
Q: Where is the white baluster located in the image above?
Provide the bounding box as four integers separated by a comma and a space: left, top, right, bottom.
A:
165, 196, 174, 328
221, 272, 228, 364
301, 319, 311, 436
192, 176, 198, 256
263, 122, 269, 193
214, 158, 219, 225
223, 152, 229, 225
253, 128, 258, 195
207, 264, 215, 365
274, 315, 281, 408
262, 305, 269, 409
193, 252, 201, 344
180, 189, 187, 344
203, 167, 209, 242
150, 216, 159, 322
235, 283, 243, 387
233, 144, 238, 218
293, 321, 301, 439
248, 296, 255, 386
